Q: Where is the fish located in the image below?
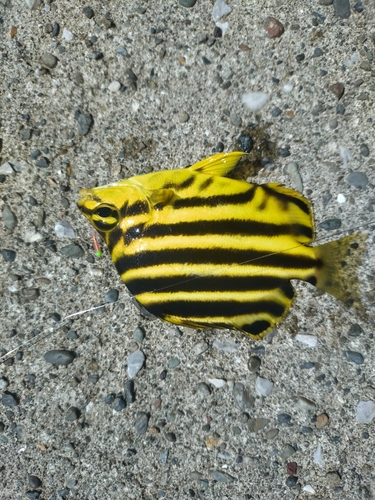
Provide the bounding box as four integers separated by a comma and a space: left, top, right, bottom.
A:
77, 152, 366, 340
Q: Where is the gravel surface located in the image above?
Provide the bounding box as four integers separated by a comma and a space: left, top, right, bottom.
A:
1, 1, 375, 499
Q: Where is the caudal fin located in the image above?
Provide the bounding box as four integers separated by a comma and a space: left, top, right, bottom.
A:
313, 233, 367, 307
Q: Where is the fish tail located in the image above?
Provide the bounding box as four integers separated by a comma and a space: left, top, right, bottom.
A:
312, 233, 367, 307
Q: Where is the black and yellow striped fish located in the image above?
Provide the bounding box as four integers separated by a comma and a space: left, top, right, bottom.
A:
77, 152, 365, 339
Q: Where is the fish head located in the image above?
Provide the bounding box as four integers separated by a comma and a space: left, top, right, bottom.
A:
77, 180, 149, 234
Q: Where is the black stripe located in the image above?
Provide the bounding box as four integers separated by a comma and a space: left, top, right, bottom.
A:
262, 185, 310, 215
242, 320, 271, 336
139, 219, 312, 239
119, 202, 129, 219
164, 175, 195, 190
173, 187, 256, 209
126, 274, 293, 296
199, 177, 214, 191
107, 226, 123, 252
127, 200, 149, 216
147, 299, 285, 319
115, 247, 317, 275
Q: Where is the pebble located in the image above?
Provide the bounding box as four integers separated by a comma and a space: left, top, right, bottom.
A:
326, 471, 341, 488
178, 111, 190, 123
313, 444, 324, 467
213, 339, 238, 352
337, 194, 346, 203
124, 380, 135, 404
329, 82, 345, 100
271, 107, 282, 117
25, 493, 40, 500
286, 476, 298, 488
82, 6, 95, 18
346, 172, 368, 188
344, 350, 364, 365
255, 376, 274, 396
233, 382, 255, 411
212, 0, 232, 22
356, 401, 375, 423
348, 324, 364, 337
133, 326, 145, 343
180, 0, 198, 7
280, 444, 296, 460
116, 46, 128, 57
196, 382, 211, 397
135, 412, 149, 434
168, 357, 180, 368
287, 462, 297, 475
360, 143, 369, 157
105, 289, 119, 303
318, 218, 341, 231
2, 205, 17, 230
60, 243, 84, 258
230, 112, 242, 127
1, 249, 16, 262
74, 110, 93, 136
65, 406, 80, 421
266, 428, 279, 439
208, 378, 226, 388
44, 350, 76, 365
278, 145, 291, 157
192, 341, 208, 356
329, 118, 338, 129
10, 160, 27, 172
159, 449, 169, 464
295, 334, 317, 348
284, 162, 303, 192
333, 0, 351, 18
166, 432, 176, 443
62, 28, 74, 41
108, 80, 121, 92
210, 470, 235, 483
336, 103, 345, 115
0, 378, 9, 390
263, 17, 284, 38
316, 413, 329, 428
277, 413, 291, 425
35, 157, 50, 168
113, 396, 126, 412
52, 22, 60, 37
303, 485, 316, 494
0, 162, 15, 175
54, 220, 76, 239
25, 0, 40, 9
28, 476, 42, 488
241, 92, 269, 112
247, 418, 269, 432
127, 350, 145, 378
1, 391, 19, 407
297, 396, 316, 411
41, 53, 57, 68
237, 135, 253, 153
312, 47, 324, 58
340, 147, 352, 167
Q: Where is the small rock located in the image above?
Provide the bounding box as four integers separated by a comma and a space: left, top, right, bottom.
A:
205, 433, 220, 449
113, 396, 126, 412
124, 380, 135, 404
230, 112, 242, 127
2, 205, 17, 230
108, 80, 121, 92
41, 52, 58, 68
179, 0, 198, 6
192, 341, 208, 355
213, 339, 238, 352
247, 418, 269, 432
2, 391, 19, 407
360, 144, 369, 157
266, 428, 279, 439
116, 46, 128, 57
281, 444, 296, 460
348, 324, 364, 337
212, 0, 232, 22
241, 92, 269, 112
312, 47, 324, 57
105, 289, 119, 303
286, 476, 298, 488
319, 218, 341, 231
127, 350, 145, 378
52, 22, 60, 37
0, 378, 9, 390
238, 135, 253, 153
133, 326, 145, 343
62, 28, 74, 41
356, 401, 375, 423
60, 243, 84, 258
346, 172, 368, 188
73, 72, 84, 85
65, 406, 80, 421
0, 162, 15, 175
1, 249, 16, 262
329, 118, 338, 129
135, 412, 149, 434
168, 357, 181, 368
255, 376, 274, 396
208, 378, 226, 388
295, 334, 317, 347
196, 382, 211, 397
297, 396, 316, 411
233, 382, 255, 411
28, 476, 42, 488
333, 0, 350, 18
248, 356, 261, 372
329, 82, 345, 100
263, 17, 284, 38
35, 157, 50, 168
287, 462, 297, 475
344, 351, 364, 365
316, 413, 329, 428
166, 432, 176, 442
178, 111, 190, 123
326, 471, 341, 488
313, 444, 324, 467
25, 0, 40, 9
210, 470, 235, 483
25, 492, 41, 500
74, 110, 93, 136
44, 350, 76, 365
82, 6, 95, 18
278, 413, 291, 424
284, 162, 303, 192
54, 220, 76, 239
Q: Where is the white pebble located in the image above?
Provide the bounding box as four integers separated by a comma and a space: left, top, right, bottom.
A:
283, 82, 294, 93
255, 376, 274, 396
241, 92, 269, 112
25, 0, 40, 9
208, 378, 226, 388
216, 21, 229, 36
313, 444, 324, 467
295, 334, 318, 348
337, 194, 346, 203
9, 160, 28, 172
23, 230, 43, 243
108, 80, 121, 92
62, 28, 74, 41
212, 339, 238, 353
212, 0, 232, 22
86, 402, 93, 413
127, 350, 145, 378
356, 401, 375, 424
0, 162, 15, 175
284, 162, 303, 192
303, 485, 316, 494
54, 220, 76, 239
339, 147, 352, 168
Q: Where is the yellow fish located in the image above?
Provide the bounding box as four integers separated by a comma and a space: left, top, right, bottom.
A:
77, 152, 365, 339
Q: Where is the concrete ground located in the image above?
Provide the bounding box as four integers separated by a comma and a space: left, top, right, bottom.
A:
1, 0, 375, 499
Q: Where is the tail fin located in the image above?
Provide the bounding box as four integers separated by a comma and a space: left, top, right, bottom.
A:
313, 233, 367, 307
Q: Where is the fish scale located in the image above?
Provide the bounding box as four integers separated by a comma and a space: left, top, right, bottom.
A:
78, 152, 366, 339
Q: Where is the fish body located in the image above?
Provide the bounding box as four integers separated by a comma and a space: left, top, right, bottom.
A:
78, 153, 364, 339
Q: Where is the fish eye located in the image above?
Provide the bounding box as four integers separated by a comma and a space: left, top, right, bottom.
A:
95, 206, 113, 218
92, 205, 120, 232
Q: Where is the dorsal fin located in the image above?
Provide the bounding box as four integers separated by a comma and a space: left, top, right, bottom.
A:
188, 152, 246, 177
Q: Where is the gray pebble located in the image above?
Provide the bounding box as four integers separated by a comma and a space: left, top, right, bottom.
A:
65, 406, 80, 421
178, 111, 190, 123
0, 377, 9, 390
105, 289, 119, 303
0, 162, 15, 175
125, 68, 138, 81
336, 103, 345, 114
233, 382, 255, 411
280, 444, 296, 460
60, 243, 84, 258
135, 412, 149, 434
329, 118, 338, 129
133, 326, 145, 343
74, 110, 93, 136
54, 220, 75, 239
88, 374, 99, 384
179, 0, 198, 7
196, 382, 211, 397
213, 339, 238, 352
35, 157, 50, 168
103, 393, 115, 405
28, 476, 42, 488
168, 357, 180, 368
127, 350, 145, 378
312, 47, 324, 57
25, 492, 40, 500
72, 72, 84, 85
30, 149, 41, 160
284, 162, 303, 192
333, 0, 351, 18
2, 205, 17, 230
272, 107, 282, 117
0, 422, 5, 432
51, 22, 60, 37
297, 396, 316, 411
360, 144, 369, 157
113, 396, 126, 412
25, 0, 40, 9
44, 350, 76, 365
1, 249, 16, 262
348, 324, 364, 337
230, 112, 242, 127
326, 471, 341, 487
266, 428, 279, 439
238, 135, 253, 153
116, 46, 128, 57
165, 432, 176, 442
346, 172, 368, 188
319, 0, 333, 4
286, 476, 298, 488
210, 470, 235, 483
192, 341, 209, 355
124, 380, 135, 404
247, 418, 269, 432
159, 449, 169, 464
344, 351, 364, 364
319, 218, 341, 231
41, 53, 58, 69
248, 356, 261, 372
278, 145, 291, 158
82, 6, 95, 18
1, 391, 19, 407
